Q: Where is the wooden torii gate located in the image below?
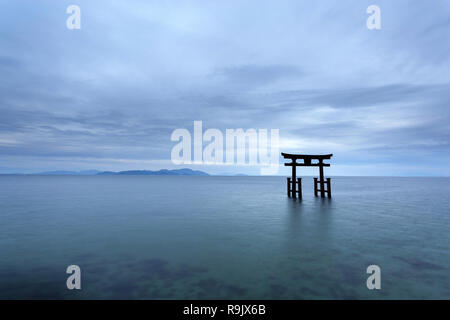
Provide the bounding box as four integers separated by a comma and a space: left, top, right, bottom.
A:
281, 153, 333, 198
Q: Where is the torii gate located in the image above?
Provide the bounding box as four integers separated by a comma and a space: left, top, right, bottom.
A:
281, 153, 333, 198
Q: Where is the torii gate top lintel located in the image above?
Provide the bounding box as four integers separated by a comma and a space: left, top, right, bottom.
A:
281, 153, 333, 160
281, 153, 333, 166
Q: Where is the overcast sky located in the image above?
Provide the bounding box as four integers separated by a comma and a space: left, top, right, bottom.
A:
0, 0, 449, 175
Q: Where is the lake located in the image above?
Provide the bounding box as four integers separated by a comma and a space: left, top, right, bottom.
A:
0, 175, 449, 299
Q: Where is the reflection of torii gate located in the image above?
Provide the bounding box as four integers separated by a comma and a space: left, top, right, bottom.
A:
281, 153, 333, 198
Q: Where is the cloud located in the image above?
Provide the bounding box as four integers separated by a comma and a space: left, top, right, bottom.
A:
212, 65, 303, 89
0, 0, 449, 175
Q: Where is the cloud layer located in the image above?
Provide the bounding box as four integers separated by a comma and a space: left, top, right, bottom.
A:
0, 0, 449, 175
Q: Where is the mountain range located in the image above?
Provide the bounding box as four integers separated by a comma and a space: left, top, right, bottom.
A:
33, 168, 209, 176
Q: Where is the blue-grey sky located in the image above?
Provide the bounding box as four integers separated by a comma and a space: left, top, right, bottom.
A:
1, 0, 449, 175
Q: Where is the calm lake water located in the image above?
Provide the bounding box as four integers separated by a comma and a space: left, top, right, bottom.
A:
0, 176, 449, 299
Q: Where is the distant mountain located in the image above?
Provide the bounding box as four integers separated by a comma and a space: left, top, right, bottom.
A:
97, 168, 209, 176
26, 168, 209, 176
34, 170, 101, 175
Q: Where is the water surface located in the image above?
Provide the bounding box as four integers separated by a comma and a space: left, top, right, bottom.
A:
0, 176, 449, 299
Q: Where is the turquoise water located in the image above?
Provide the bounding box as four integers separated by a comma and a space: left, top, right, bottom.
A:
0, 176, 449, 299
